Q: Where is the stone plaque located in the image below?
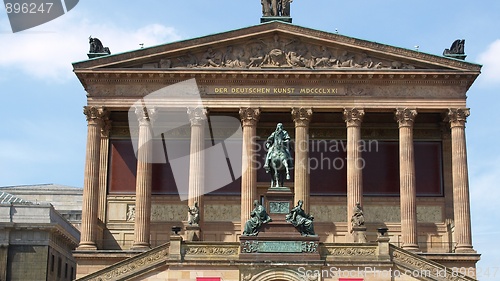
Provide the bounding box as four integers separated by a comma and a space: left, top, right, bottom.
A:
258, 241, 302, 253
269, 201, 290, 214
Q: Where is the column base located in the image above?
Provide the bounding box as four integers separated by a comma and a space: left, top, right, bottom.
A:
76, 242, 97, 251
455, 245, 477, 253
131, 242, 151, 251
402, 244, 420, 252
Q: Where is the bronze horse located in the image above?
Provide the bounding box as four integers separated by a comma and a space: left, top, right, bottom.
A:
268, 137, 290, 188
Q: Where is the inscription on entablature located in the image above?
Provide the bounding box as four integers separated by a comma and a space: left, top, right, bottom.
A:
206, 85, 344, 95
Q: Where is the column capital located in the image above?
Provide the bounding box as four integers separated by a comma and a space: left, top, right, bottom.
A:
83, 106, 108, 125
239, 108, 261, 127
447, 108, 470, 128
100, 120, 112, 138
343, 108, 365, 127
187, 107, 208, 126
292, 107, 313, 127
135, 106, 157, 126
395, 108, 417, 128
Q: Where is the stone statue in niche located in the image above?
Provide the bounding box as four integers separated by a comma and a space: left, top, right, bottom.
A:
286, 200, 316, 236
126, 205, 135, 222
242, 200, 272, 236
351, 202, 365, 228
187, 202, 200, 225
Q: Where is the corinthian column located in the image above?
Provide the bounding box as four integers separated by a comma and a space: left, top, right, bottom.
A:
448, 108, 475, 253
395, 108, 419, 252
239, 108, 260, 230
292, 108, 313, 213
98, 120, 111, 224
344, 108, 365, 233
187, 107, 207, 222
78, 106, 108, 250
132, 106, 156, 250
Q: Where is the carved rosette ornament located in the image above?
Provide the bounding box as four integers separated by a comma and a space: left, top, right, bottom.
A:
291, 107, 313, 127
187, 107, 208, 126
395, 108, 417, 127
447, 108, 470, 128
239, 107, 261, 127
343, 108, 365, 127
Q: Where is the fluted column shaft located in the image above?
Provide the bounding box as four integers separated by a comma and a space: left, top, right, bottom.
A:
132, 107, 156, 250
448, 108, 474, 253
98, 121, 111, 224
344, 108, 365, 233
239, 108, 260, 229
395, 108, 419, 251
78, 106, 108, 250
188, 107, 207, 222
292, 108, 313, 213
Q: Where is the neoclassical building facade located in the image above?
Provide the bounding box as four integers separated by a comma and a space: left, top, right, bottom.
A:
72, 21, 480, 281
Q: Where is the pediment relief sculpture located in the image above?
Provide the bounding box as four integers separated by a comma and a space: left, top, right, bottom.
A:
147, 35, 419, 70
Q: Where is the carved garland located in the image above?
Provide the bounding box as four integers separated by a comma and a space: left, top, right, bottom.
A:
184, 245, 238, 256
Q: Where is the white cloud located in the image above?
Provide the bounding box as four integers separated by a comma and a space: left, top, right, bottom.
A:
0, 11, 182, 81
477, 39, 500, 84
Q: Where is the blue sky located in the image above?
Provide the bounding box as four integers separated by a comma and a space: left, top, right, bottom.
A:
1, 0, 499, 278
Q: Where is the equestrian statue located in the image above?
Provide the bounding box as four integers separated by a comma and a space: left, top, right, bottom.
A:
263, 123, 293, 188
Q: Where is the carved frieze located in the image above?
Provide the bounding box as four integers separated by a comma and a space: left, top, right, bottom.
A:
183, 244, 238, 256
391, 247, 474, 281
150, 204, 186, 222
149, 35, 418, 70
204, 204, 240, 222
84, 246, 168, 281
324, 246, 377, 256
310, 205, 346, 222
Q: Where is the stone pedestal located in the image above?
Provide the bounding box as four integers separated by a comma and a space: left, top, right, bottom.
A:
168, 235, 183, 261
239, 227, 320, 261
185, 225, 201, 242
351, 226, 367, 243
264, 188, 293, 222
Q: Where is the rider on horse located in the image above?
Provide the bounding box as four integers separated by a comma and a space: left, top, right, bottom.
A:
263, 123, 293, 172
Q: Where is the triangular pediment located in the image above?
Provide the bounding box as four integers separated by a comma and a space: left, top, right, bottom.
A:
73, 21, 480, 73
